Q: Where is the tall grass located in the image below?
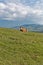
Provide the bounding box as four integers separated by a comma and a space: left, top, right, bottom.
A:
0, 28, 43, 65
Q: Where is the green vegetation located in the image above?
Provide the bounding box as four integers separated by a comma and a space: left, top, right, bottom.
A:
0, 28, 43, 65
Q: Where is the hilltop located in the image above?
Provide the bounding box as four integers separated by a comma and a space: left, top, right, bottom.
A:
0, 28, 43, 65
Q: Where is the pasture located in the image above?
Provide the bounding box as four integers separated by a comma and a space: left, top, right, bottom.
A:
0, 28, 43, 65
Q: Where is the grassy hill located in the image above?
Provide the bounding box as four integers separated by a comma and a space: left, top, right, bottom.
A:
0, 28, 43, 65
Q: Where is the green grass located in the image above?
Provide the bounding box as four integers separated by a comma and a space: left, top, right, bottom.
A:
0, 28, 43, 65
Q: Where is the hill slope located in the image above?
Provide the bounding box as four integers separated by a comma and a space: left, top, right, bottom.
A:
0, 28, 43, 65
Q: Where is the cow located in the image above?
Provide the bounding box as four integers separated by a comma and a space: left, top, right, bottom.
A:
20, 27, 28, 32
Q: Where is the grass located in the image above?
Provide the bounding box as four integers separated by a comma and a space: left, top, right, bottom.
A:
0, 28, 43, 65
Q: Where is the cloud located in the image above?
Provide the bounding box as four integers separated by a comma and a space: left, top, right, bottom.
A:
0, 3, 6, 9
0, 0, 43, 24
0, 2, 32, 20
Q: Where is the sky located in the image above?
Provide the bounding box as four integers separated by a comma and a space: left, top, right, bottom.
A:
0, 0, 43, 27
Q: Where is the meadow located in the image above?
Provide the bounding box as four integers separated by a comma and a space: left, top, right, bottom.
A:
0, 28, 43, 65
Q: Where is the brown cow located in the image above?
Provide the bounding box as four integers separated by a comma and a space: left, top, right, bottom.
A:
20, 27, 28, 32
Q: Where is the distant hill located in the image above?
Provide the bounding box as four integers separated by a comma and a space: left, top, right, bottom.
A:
13, 24, 43, 32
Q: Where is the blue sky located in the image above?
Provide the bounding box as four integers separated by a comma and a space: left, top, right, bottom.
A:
0, 0, 43, 27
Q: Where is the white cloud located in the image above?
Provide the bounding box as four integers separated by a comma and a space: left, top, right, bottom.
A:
0, 2, 32, 20
0, 0, 43, 24
0, 3, 7, 9
33, 9, 43, 15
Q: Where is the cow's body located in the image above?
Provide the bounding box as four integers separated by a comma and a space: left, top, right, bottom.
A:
20, 27, 27, 32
